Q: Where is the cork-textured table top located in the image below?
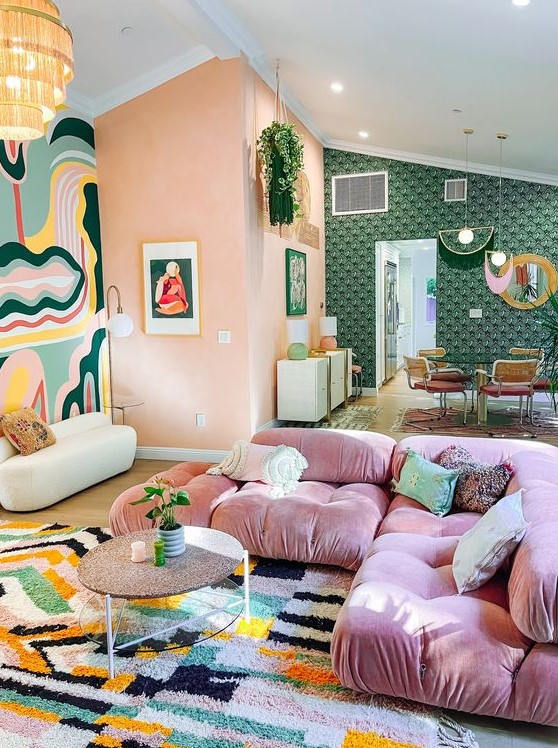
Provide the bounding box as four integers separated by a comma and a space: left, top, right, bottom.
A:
77, 526, 244, 599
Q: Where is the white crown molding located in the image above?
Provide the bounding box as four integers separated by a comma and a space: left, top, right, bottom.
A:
91, 44, 215, 118
327, 139, 558, 187
136, 446, 227, 463
186, 0, 328, 145
65, 90, 95, 120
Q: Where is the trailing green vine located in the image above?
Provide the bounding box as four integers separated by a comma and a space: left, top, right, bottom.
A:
257, 121, 304, 226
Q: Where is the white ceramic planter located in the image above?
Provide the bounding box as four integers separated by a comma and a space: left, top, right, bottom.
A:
157, 525, 186, 557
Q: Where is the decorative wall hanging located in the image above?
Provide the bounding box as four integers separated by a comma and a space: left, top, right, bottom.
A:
142, 241, 200, 335
498, 253, 558, 309
438, 129, 495, 268
257, 62, 304, 226
285, 248, 307, 315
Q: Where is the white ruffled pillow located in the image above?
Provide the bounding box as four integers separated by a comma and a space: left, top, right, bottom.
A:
207, 440, 308, 497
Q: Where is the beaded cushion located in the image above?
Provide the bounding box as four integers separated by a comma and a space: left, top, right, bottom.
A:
0, 407, 56, 456
438, 444, 514, 514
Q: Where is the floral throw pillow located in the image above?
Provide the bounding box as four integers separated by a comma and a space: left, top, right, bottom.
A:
438, 444, 515, 514
0, 407, 56, 456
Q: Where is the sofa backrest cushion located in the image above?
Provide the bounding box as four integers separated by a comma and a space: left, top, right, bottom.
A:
392, 435, 557, 483
51, 412, 112, 440
507, 449, 558, 643
251, 428, 396, 485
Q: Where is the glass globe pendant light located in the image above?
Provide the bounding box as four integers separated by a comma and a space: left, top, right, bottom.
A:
490, 133, 509, 267
458, 128, 474, 245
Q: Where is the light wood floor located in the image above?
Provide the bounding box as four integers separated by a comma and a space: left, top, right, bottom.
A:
1, 370, 557, 745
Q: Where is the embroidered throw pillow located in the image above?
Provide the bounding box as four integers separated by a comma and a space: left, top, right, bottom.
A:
207, 440, 308, 497
394, 448, 459, 517
0, 407, 56, 456
453, 489, 527, 593
438, 444, 514, 514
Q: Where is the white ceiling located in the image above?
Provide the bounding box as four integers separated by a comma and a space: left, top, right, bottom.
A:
56, 0, 558, 183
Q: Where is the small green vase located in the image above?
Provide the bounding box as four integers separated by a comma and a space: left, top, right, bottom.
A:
287, 343, 308, 360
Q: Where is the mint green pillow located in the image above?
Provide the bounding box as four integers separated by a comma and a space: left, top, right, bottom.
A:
395, 449, 459, 517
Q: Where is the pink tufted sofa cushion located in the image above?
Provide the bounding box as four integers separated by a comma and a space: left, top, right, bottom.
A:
211, 428, 397, 569
251, 428, 396, 485
211, 480, 390, 571
109, 462, 238, 536
508, 450, 558, 644
331, 531, 558, 725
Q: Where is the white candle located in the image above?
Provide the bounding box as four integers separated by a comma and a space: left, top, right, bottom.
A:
130, 540, 146, 562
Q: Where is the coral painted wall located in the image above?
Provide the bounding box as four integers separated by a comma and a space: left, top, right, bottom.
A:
0, 112, 107, 422
96, 57, 324, 450
243, 63, 325, 433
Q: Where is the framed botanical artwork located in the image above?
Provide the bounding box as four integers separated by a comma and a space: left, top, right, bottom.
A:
142, 241, 200, 335
285, 248, 307, 316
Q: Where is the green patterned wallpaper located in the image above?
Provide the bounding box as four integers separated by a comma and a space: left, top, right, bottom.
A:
324, 148, 558, 388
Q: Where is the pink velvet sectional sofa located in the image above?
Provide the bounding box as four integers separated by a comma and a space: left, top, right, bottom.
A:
109, 428, 558, 728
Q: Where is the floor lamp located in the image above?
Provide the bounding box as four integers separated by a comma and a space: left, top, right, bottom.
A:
105, 285, 133, 423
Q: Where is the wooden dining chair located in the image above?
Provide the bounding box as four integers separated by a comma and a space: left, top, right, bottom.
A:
404, 355, 469, 424
417, 347, 471, 383
477, 359, 539, 425
509, 347, 555, 418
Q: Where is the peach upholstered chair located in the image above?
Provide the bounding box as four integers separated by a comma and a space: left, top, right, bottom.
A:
477, 358, 539, 425
403, 355, 469, 424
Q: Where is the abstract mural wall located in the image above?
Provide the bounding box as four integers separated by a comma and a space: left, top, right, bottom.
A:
0, 111, 107, 423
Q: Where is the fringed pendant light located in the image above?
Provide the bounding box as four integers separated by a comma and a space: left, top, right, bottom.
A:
0, 0, 74, 141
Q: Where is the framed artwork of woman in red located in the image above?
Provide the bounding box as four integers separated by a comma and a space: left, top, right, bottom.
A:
142, 241, 200, 335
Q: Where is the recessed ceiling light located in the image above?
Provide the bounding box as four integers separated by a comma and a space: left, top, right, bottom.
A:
452, 108, 463, 114
120, 26, 133, 35
358, 130, 369, 139
512, 0, 530, 5
330, 82, 344, 93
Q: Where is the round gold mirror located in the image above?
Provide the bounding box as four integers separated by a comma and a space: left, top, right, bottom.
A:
499, 253, 558, 309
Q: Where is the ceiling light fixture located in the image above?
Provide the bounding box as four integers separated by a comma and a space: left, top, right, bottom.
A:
0, 0, 74, 141
330, 82, 344, 93
458, 128, 474, 245
512, 0, 530, 6
490, 133, 510, 267
358, 130, 369, 139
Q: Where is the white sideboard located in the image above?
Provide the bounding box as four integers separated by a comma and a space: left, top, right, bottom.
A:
277, 357, 329, 422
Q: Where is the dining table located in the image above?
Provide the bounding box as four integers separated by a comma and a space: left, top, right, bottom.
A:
426, 351, 526, 425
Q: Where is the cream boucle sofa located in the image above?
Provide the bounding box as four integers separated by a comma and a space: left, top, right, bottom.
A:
0, 412, 137, 511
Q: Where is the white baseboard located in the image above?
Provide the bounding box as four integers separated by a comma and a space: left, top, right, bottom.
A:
136, 446, 228, 463
257, 419, 280, 431
362, 387, 377, 396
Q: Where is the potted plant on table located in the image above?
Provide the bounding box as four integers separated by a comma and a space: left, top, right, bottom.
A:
130, 477, 190, 557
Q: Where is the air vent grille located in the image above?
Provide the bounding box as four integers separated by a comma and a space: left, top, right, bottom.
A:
444, 178, 467, 202
332, 171, 388, 215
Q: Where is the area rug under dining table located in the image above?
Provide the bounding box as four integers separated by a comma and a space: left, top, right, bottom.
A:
0, 522, 478, 748
392, 406, 558, 438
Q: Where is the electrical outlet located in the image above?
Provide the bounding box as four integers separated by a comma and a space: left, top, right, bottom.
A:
218, 330, 231, 343
469, 309, 482, 318
195, 413, 205, 427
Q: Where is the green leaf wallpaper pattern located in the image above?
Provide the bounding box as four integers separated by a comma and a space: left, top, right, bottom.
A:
324, 148, 558, 388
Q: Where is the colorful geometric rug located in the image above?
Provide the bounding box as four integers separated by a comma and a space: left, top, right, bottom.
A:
392, 407, 558, 439
280, 405, 381, 430
0, 522, 477, 748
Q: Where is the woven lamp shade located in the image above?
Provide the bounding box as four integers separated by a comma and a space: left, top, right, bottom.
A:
0, 0, 74, 141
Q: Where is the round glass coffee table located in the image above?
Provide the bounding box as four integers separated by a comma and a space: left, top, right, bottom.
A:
77, 526, 250, 678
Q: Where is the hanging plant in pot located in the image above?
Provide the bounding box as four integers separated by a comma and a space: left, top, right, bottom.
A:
130, 477, 190, 558
257, 120, 304, 226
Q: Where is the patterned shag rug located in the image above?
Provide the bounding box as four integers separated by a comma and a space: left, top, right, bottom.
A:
280, 404, 381, 430
392, 406, 558, 438
0, 522, 478, 748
